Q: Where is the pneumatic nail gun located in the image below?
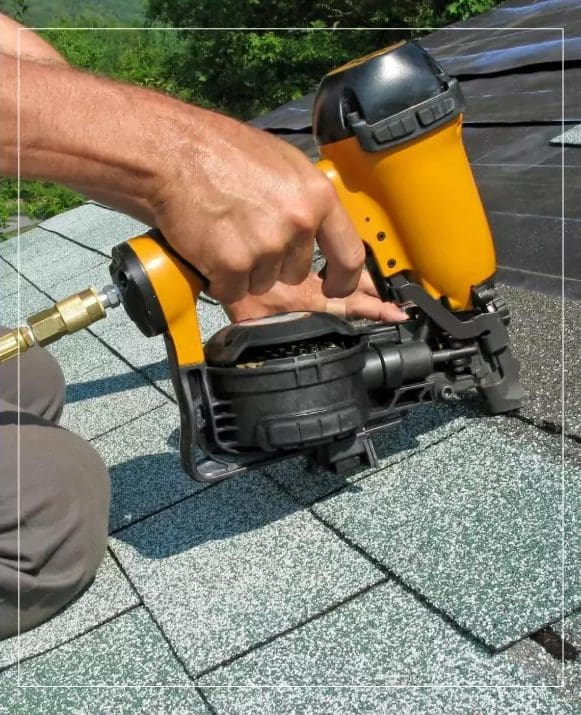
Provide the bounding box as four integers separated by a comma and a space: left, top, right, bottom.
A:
109, 41, 526, 481
1, 41, 526, 481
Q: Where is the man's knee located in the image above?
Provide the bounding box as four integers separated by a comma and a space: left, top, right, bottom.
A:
0, 420, 110, 639
0, 327, 65, 423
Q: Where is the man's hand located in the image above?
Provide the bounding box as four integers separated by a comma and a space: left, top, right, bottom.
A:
225, 271, 409, 324
0, 32, 364, 304
152, 111, 364, 303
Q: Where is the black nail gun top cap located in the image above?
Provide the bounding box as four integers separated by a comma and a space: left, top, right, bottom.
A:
313, 40, 464, 150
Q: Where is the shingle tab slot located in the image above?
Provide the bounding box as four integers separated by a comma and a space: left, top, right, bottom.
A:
314, 419, 581, 649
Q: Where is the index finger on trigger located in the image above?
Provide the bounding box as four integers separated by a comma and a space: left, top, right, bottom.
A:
316, 201, 364, 299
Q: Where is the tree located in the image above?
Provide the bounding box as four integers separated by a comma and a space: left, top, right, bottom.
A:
144, 0, 502, 119
41, 13, 189, 98
0, 0, 28, 23
0, 9, 184, 226
144, 1, 432, 119
0, 0, 502, 227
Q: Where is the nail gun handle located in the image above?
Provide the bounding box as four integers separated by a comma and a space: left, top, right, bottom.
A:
110, 229, 206, 366
315, 157, 412, 288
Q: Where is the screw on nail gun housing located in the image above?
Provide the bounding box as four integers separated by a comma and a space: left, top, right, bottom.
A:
109, 40, 526, 483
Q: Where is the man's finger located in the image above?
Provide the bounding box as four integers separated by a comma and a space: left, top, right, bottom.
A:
357, 269, 380, 298
279, 234, 313, 286
317, 201, 364, 299
207, 269, 250, 304
375, 300, 409, 323
325, 298, 347, 318
248, 255, 283, 295
342, 293, 408, 323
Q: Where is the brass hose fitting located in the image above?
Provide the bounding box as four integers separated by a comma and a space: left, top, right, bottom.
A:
0, 285, 120, 363
0, 325, 35, 363
28, 288, 106, 347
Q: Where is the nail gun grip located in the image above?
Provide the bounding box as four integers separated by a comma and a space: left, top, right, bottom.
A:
146, 228, 210, 293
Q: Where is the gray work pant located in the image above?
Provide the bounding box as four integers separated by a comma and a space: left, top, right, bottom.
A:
0, 335, 110, 639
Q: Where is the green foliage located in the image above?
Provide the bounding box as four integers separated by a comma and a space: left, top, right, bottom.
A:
144, 0, 503, 120
445, 0, 499, 21
0, 0, 29, 23
144, 0, 443, 119
0, 178, 84, 227
41, 15, 190, 97
0, 0, 503, 226
161, 25, 405, 119
0, 0, 145, 26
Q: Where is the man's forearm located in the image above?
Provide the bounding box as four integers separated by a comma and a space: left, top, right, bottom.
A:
0, 52, 201, 219
0, 13, 67, 65
0, 43, 364, 303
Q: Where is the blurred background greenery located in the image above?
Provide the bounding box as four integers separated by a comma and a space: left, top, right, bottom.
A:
0, 0, 502, 229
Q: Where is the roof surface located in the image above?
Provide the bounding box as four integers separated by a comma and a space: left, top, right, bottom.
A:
1, 1, 580, 712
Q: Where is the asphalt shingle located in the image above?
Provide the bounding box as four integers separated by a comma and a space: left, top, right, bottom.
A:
110, 474, 383, 676
0, 281, 48, 327
0, 553, 137, 670
267, 401, 476, 505
12, 608, 188, 686
0, 227, 108, 292
0, 260, 20, 300
507, 638, 581, 710
60, 360, 167, 441
39, 203, 148, 256
1, 687, 207, 715
503, 284, 581, 438
90, 303, 168, 371
551, 123, 581, 146
92, 402, 206, 532
203, 687, 576, 715
200, 581, 574, 715
45, 330, 123, 385
314, 419, 581, 649
0, 609, 209, 714
564, 611, 581, 648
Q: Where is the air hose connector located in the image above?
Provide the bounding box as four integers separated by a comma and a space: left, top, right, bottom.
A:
0, 325, 35, 363
0, 284, 120, 363
28, 287, 106, 347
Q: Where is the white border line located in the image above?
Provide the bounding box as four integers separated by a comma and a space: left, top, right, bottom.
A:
16, 23, 22, 686
14, 24, 568, 693
560, 24, 566, 685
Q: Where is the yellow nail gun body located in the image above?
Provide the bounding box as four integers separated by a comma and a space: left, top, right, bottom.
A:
316, 42, 496, 312
106, 41, 525, 482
